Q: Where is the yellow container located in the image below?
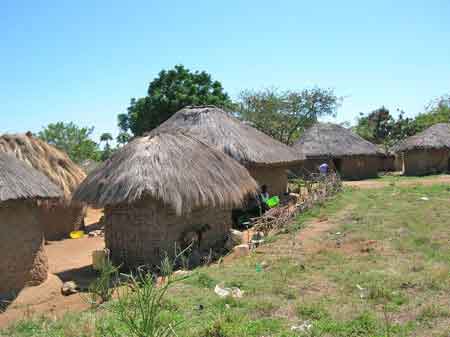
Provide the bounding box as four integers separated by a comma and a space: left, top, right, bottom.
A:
69, 230, 85, 239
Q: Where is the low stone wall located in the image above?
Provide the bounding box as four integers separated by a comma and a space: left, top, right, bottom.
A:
403, 149, 450, 176
104, 198, 232, 268
0, 201, 48, 298
248, 166, 288, 196
39, 202, 86, 241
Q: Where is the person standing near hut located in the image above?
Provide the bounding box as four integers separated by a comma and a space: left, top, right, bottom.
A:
0, 153, 62, 299
319, 162, 329, 175
292, 123, 380, 180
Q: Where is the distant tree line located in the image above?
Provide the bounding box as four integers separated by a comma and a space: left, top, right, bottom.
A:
38, 64, 449, 164
354, 95, 450, 148
38, 122, 115, 164
117, 64, 342, 145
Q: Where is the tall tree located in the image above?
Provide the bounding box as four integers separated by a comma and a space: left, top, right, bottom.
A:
354, 106, 394, 144
118, 65, 233, 137
355, 107, 417, 146
100, 132, 114, 161
38, 122, 100, 163
237, 88, 341, 144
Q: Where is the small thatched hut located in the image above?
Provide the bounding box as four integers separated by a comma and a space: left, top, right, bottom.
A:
73, 131, 258, 268
0, 133, 87, 240
393, 123, 450, 176
0, 153, 62, 298
154, 106, 303, 196
292, 123, 381, 180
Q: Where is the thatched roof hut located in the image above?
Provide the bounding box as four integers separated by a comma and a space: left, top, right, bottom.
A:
154, 105, 303, 195
0, 133, 87, 240
74, 131, 258, 268
393, 123, 450, 175
0, 153, 62, 298
394, 123, 450, 152
292, 123, 381, 180
0, 133, 86, 197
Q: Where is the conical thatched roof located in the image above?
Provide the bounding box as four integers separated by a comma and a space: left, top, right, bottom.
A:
0, 153, 63, 202
0, 133, 86, 198
154, 106, 303, 166
393, 123, 450, 152
73, 131, 258, 214
292, 122, 380, 158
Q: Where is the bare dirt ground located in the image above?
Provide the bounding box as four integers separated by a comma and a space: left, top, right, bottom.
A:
0, 208, 104, 328
344, 174, 450, 189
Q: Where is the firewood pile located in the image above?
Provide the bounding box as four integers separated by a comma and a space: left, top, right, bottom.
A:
253, 173, 342, 235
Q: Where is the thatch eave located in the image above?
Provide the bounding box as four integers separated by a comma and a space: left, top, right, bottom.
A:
152, 105, 304, 166
0, 133, 86, 199
73, 131, 258, 215
292, 122, 380, 158
0, 153, 63, 203
393, 123, 450, 153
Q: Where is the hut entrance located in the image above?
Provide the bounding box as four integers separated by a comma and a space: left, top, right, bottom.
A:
333, 159, 342, 174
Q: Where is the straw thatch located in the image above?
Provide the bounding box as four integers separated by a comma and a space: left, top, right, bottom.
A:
153, 105, 303, 167
393, 123, 450, 152
292, 123, 380, 158
0, 153, 62, 202
0, 133, 86, 198
73, 131, 258, 214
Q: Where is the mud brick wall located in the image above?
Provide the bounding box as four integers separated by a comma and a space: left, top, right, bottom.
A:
403, 148, 450, 176
0, 201, 48, 298
340, 156, 379, 180
38, 201, 86, 241
104, 198, 232, 268
248, 166, 288, 196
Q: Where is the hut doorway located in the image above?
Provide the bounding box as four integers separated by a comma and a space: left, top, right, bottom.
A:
333, 159, 342, 174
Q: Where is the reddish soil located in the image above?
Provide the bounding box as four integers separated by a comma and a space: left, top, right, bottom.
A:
0, 208, 105, 328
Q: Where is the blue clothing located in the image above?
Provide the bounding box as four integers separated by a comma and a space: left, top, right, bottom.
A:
319, 163, 329, 174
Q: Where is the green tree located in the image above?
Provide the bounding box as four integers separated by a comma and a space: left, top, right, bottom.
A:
39, 122, 100, 163
237, 87, 342, 144
100, 132, 114, 161
354, 106, 394, 144
414, 95, 450, 131
118, 65, 233, 136
355, 107, 417, 147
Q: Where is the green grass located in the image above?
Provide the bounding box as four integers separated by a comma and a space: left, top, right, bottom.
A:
3, 182, 450, 336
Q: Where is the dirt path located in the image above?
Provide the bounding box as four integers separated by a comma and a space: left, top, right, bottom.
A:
344, 174, 450, 189
257, 206, 352, 260
0, 208, 104, 328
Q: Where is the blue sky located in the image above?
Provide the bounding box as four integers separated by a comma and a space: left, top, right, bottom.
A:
1, 0, 449, 141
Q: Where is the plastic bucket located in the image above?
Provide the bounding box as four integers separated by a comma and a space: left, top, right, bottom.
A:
266, 196, 280, 208
69, 230, 85, 239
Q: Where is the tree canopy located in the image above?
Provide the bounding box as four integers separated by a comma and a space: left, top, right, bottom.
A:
237, 88, 341, 144
100, 132, 114, 161
355, 95, 450, 148
38, 122, 100, 164
118, 65, 233, 138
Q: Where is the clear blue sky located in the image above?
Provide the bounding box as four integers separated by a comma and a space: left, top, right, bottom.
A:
1, 0, 449, 141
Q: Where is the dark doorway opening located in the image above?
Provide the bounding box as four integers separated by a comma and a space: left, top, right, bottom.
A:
333, 159, 342, 174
